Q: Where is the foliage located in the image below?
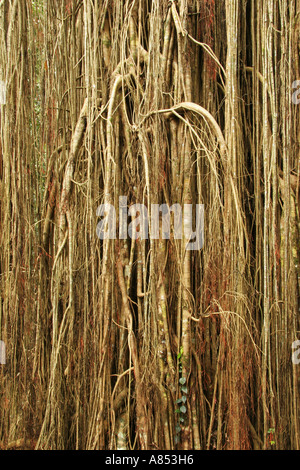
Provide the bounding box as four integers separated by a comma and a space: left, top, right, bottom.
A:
0, 0, 299, 451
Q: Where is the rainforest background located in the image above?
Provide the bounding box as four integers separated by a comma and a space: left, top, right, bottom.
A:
0, 0, 299, 450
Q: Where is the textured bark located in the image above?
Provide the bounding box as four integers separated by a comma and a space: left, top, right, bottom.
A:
0, 0, 299, 450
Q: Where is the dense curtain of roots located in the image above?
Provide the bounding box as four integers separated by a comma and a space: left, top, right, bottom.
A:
0, 0, 299, 450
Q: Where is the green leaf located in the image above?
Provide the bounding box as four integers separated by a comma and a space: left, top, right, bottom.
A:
179, 377, 186, 385
181, 395, 187, 402
177, 346, 183, 360
181, 386, 188, 394
175, 408, 181, 413
175, 424, 181, 433
179, 417, 185, 423
176, 398, 182, 404
180, 405, 187, 414
177, 346, 184, 360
